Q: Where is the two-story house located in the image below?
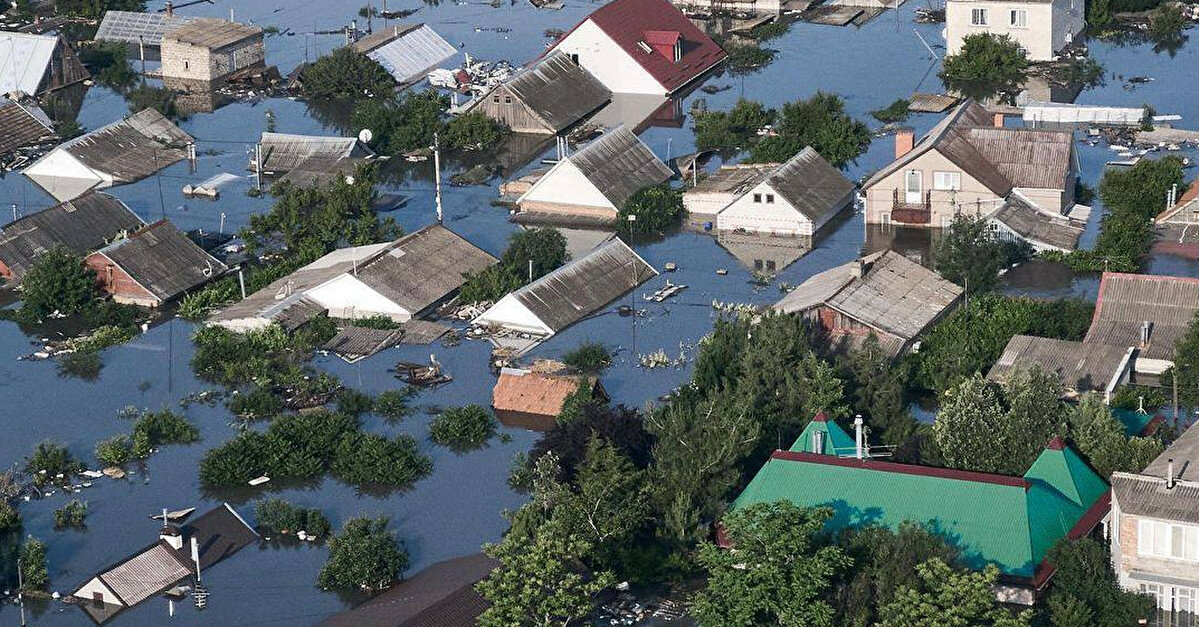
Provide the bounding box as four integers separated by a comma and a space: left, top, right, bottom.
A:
1111, 424, 1199, 618
945, 0, 1085, 62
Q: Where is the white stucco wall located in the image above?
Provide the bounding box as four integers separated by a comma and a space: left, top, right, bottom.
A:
73, 576, 122, 607
945, 0, 1068, 61
305, 274, 412, 322
519, 159, 614, 211
473, 294, 554, 336
717, 181, 851, 236
24, 148, 108, 186
553, 20, 665, 95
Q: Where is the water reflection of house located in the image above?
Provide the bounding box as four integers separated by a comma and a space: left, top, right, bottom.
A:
861, 224, 936, 267
0, 192, 144, 281
716, 230, 811, 274
85, 220, 228, 307
773, 250, 963, 358
161, 78, 229, 115
587, 92, 685, 134
492, 365, 607, 430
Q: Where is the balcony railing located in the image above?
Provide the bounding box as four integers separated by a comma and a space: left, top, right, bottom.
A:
891, 188, 932, 225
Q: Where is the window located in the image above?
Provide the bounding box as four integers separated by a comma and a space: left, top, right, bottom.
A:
492, 95, 500, 103
504, 95, 512, 104
753, 193, 763, 203
754, 259, 764, 270
766, 260, 777, 272
1139, 519, 1199, 561
183, 60, 190, 70
934, 171, 961, 191
1010, 9, 1027, 27
971, 8, 988, 25
765, 193, 775, 204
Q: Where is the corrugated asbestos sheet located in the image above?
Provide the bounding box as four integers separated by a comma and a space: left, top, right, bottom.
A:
0, 192, 144, 278
354, 224, 498, 314
164, 18, 261, 50
323, 326, 403, 361
96, 11, 199, 46
97, 541, 192, 606
1085, 272, 1199, 361
986, 335, 1128, 393
1112, 474, 1199, 525
96, 220, 227, 301
568, 126, 672, 208
766, 146, 855, 222
826, 251, 962, 340
687, 163, 776, 195
992, 198, 1083, 251
0, 32, 57, 95
257, 132, 374, 173
503, 52, 610, 132
353, 23, 456, 85
509, 237, 657, 332
0, 98, 55, 155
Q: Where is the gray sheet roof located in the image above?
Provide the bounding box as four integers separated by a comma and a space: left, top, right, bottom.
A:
29, 108, 193, 185
499, 52, 610, 132
992, 197, 1084, 251
1112, 473, 1199, 525
0, 97, 55, 156
180, 502, 259, 570
507, 238, 657, 333
1084, 272, 1199, 361
687, 163, 778, 195
775, 250, 963, 341
97, 541, 193, 607
986, 335, 1130, 394
0, 192, 144, 279
567, 125, 672, 208
350, 23, 456, 85
764, 146, 856, 223
93, 220, 227, 301
257, 132, 375, 174
323, 326, 403, 360
352, 224, 498, 314
95, 10, 199, 46
0, 31, 57, 95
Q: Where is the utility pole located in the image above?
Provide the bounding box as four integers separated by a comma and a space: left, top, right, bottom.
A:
433, 132, 443, 223
17, 556, 25, 627
628, 214, 637, 360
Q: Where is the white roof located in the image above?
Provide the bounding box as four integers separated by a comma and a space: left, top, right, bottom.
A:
0, 32, 57, 95
365, 25, 457, 85
95, 11, 199, 46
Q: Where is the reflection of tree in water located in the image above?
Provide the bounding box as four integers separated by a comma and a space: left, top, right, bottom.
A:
1091, 16, 1189, 57
304, 97, 359, 135
942, 77, 1023, 106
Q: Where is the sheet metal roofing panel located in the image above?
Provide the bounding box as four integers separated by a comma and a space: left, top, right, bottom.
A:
97, 542, 191, 606
0, 31, 56, 95
1085, 272, 1199, 361
766, 146, 856, 223
257, 133, 373, 173
96, 220, 227, 300
986, 335, 1129, 393
568, 125, 672, 208
0, 98, 55, 155
355, 224, 498, 314
362, 24, 457, 85
963, 126, 1072, 190
502, 52, 611, 132
182, 503, 259, 570
1144, 420, 1199, 479
826, 250, 963, 340
992, 199, 1083, 251
0, 192, 144, 278
96, 11, 199, 46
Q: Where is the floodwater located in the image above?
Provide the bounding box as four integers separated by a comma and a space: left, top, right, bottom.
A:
0, 0, 1196, 624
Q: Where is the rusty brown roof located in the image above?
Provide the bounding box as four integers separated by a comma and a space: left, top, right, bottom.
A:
492, 368, 593, 417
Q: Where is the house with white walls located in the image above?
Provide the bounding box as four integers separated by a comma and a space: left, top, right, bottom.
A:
945, 0, 1085, 62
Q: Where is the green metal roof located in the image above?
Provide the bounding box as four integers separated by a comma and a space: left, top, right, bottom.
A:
789, 412, 856, 456
1111, 407, 1161, 437
733, 436, 1108, 579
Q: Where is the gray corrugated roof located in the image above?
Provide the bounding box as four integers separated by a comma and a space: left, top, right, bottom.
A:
323, 326, 402, 359
97, 541, 192, 607
986, 335, 1129, 394
507, 238, 656, 332
0, 31, 57, 95
95, 11, 199, 46
498, 52, 610, 132
567, 126, 672, 208
164, 18, 261, 49
257, 132, 374, 173
765, 146, 856, 223
0, 98, 55, 156
28, 108, 193, 186
352, 23, 456, 85
0, 192, 144, 279
353, 224, 499, 314
94, 220, 227, 301
992, 197, 1083, 251
1085, 272, 1199, 361
1112, 473, 1199, 524
687, 163, 778, 195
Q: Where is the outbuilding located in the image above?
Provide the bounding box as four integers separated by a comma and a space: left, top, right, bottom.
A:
466, 52, 610, 135
160, 18, 265, 86
350, 23, 457, 87
492, 365, 607, 430
85, 220, 228, 307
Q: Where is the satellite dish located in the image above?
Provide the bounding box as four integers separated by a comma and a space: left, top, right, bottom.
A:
358, 129, 373, 143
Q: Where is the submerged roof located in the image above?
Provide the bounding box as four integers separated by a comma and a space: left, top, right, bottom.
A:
761, 146, 856, 222
992, 197, 1084, 251
96, 11, 200, 46
0, 192, 144, 279
552, 125, 672, 208
734, 424, 1109, 580
1085, 272, 1199, 362
164, 18, 262, 49
0, 31, 58, 95
181, 502, 259, 570
492, 367, 595, 418
0, 97, 55, 156
987, 335, 1130, 395
687, 163, 778, 196
498, 52, 611, 132
321, 553, 497, 627
258, 132, 375, 174
351, 23, 457, 85
552, 0, 726, 93
92, 220, 227, 301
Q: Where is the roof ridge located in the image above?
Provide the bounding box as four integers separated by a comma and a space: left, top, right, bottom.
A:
770, 450, 1031, 488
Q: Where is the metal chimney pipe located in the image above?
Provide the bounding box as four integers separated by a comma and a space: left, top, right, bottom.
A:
854, 415, 864, 460
1141, 320, 1151, 346
1168, 458, 1176, 489
813, 430, 824, 455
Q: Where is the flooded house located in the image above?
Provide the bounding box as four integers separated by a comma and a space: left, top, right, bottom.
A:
84, 220, 228, 307
1084, 272, 1199, 379
472, 238, 657, 353
159, 18, 265, 87
492, 365, 607, 430
320, 553, 497, 626
212, 224, 496, 332
1111, 425, 1199, 617
464, 51, 611, 135
545, 0, 727, 96
732, 415, 1110, 605
0, 192, 144, 281
773, 250, 964, 357
0, 31, 90, 98
349, 23, 457, 87
71, 503, 258, 624
23, 108, 195, 202
95, 10, 199, 48
515, 125, 672, 225
685, 146, 855, 237
0, 96, 56, 160
1155, 183, 1199, 257
987, 335, 1134, 401
861, 100, 1081, 250
251, 132, 377, 187
944, 0, 1084, 62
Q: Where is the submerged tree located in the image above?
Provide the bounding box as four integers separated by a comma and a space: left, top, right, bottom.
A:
941, 33, 1030, 101
301, 48, 395, 99
317, 517, 407, 592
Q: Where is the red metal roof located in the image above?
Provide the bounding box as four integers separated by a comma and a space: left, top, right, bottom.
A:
552, 0, 726, 93
769, 450, 1033, 489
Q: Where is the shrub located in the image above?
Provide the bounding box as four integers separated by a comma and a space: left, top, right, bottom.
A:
53, 500, 87, 529
563, 342, 612, 374
254, 498, 331, 539
748, 92, 870, 167
618, 185, 684, 237
301, 47, 395, 99
871, 99, 911, 124
17, 248, 97, 320
26, 440, 84, 486
429, 405, 497, 451
373, 388, 416, 421
444, 111, 509, 151
94, 435, 133, 467
131, 410, 199, 458
19, 538, 48, 591
722, 40, 775, 74
350, 90, 446, 154
0, 501, 21, 533
318, 517, 408, 592
693, 99, 774, 153
330, 432, 432, 487
336, 389, 374, 417
227, 386, 284, 420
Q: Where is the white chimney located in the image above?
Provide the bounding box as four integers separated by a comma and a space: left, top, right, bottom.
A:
160, 526, 184, 550
812, 430, 825, 454
854, 415, 865, 460
1168, 458, 1176, 489
1141, 320, 1151, 347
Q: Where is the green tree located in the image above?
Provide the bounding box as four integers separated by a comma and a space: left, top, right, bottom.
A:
562, 341, 612, 374
1000, 367, 1068, 470
692, 99, 774, 153
940, 33, 1030, 98
350, 90, 447, 154
428, 405, 497, 451
18, 247, 98, 319
1043, 537, 1155, 627
444, 111, 509, 151
842, 337, 915, 448
1067, 393, 1163, 479
618, 184, 684, 237
692, 502, 850, 626
749, 92, 870, 167
459, 227, 568, 303
563, 437, 647, 556
932, 374, 1012, 473
19, 537, 48, 591
301, 47, 395, 99
25, 440, 84, 487
317, 517, 407, 592
934, 213, 1030, 293
53, 500, 87, 529
879, 559, 1031, 627
1167, 312, 1199, 409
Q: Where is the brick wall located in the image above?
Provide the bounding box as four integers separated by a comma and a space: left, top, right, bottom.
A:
85, 253, 158, 306
1116, 512, 1199, 584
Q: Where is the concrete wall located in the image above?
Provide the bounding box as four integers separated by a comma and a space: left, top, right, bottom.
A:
161, 37, 265, 84
1015, 183, 1073, 215
945, 0, 1076, 62
553, 20, 665, 95
305, 274, 412, 322
683, 190, 736, 225
863, 149, 1000, 226
475, 295, 554, 336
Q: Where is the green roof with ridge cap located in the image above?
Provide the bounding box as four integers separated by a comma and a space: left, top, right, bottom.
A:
789, 411, 856, 456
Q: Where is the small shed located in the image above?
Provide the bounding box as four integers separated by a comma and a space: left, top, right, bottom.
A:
24, 108, 194, 202
516, 126, 672, 223
350, 23, 457, 87
492, 366, 607, 430
467, 52, 610, 135
986, 335, 1134, 401
85, 220, 228, 307
0, 97, 56, 158
713, 146, 855, 237
990, 196, 1084, 252
0, 192, 144, 280
252, 132, 376, 182
160, 18, 265, 85
0, 31, 90, 97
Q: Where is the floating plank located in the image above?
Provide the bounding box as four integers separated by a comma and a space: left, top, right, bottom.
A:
801, 5, 865, 26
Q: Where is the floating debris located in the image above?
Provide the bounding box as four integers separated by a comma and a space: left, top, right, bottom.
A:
393, 355, 452, 387
150, 507, 196, 522
102, 467, 126, 479
645, 280, 687, 302
248, 476, 270, 486
716, 268, 728, 276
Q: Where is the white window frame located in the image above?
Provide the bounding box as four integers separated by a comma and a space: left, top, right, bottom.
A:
933, 171, 961, 191
971, 7, 988, 25
1139, 519, 1199, 561
1010, 9, 1028, 28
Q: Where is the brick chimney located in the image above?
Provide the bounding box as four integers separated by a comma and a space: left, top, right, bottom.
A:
993, 112, 1005, 128
895, 129, 914, 159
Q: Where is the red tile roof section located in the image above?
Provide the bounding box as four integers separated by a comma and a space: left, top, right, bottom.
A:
492, 370, 589, 418
811, 411, 829, 422
550, 0, 726, 93
769, 450, 1032, 489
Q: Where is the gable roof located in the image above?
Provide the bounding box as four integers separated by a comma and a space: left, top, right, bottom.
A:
1156, 182, 1199, 224
986, 335, 1131, 396
1085, 272, 1199, 362
734, 432, 1109, 580
492, 367, 595, 418
96, 540, 193, 607
761, 146, 856, 222
1112, 422, 1199, 524
991, 196, 1084, 251
552, 0, 726, 93
686, 163, 779, 197
96, 11, 200, 46
863, 100, 1072, 196
0, 192, 144, 279
0, 97, 55, 156
789, 412, 856, 456
257, 132, 375, 174
493, 52, 611, 133
320, 553, 497, 627
164, 18, 262, 49
350, 23, 457, 86
550, 125, 672, 208
0, 31, 58, 95
92, 220, 228, 301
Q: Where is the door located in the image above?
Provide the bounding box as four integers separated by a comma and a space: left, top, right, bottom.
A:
904, 171, 922, 204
